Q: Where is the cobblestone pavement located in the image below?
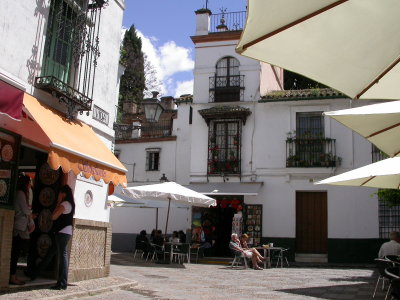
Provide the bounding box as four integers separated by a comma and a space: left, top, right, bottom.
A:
0, 252, 387, 300
109, 253, 386, 300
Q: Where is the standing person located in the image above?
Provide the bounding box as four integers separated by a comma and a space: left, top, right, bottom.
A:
31, 185, 75, 290
378, 231, 400, 258
9, 175, 34, 285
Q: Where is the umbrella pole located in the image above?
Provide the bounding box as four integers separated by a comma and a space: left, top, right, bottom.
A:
156, 208, 158, 230
164, 197, 171, 236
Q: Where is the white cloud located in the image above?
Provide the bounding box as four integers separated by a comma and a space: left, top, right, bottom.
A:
136, 30, 194, 97
175, 80, 194, 98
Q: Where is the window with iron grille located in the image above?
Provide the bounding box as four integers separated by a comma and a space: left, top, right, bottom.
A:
146, 149, 160, 171
35, 0, 107, 119
208, 120, 241, 175
379, 201, 400, 238
209, 56, 244, 102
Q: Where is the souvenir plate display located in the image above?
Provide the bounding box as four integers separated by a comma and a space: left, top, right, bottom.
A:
39, 163, 59, 186
244, 204, 263, 246
1, 144, 13, 162
38, 209, 53, 233
39, 187, 56, 207
36, 234, 52, 258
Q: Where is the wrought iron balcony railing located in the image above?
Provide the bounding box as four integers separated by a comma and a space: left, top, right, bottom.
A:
114, 120, 173, 141
209, 11, 246, 33
286, 138, 340, 168
208, 159, 241, 175
209, 75, 245, 102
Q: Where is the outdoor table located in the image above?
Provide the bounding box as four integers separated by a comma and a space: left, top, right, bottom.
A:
165, 242, 191, 264
255, 246, 283, 268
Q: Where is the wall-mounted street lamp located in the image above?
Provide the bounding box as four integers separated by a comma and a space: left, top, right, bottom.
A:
142, 91, 164, 123
159, 173, 169, 183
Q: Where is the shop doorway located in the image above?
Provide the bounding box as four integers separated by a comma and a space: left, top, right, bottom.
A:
296, 191, 327, 254
17, 146, 64, 279
192, 196, 243, 257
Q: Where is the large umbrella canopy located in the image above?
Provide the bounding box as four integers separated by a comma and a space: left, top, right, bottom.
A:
315, 157, 400, 189
122, 182, 216, 207
237, 0, 400, 100
122, 182, 216, 234
324, 101, 400, 157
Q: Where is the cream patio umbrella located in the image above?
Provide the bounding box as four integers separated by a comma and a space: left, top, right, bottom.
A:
122, 182, 216, 235
323, 100, 400, 157
236, 0, 400, 100
315, 157, 400, 189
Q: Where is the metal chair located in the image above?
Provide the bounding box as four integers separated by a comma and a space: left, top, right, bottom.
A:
275, 248, 290, 268
190, 244, 201, 263
147, 243, 165, 262
373, 258, 394, 298
231, 252, 249, 269
172, 243, 190, 264
385, 267, 400, 300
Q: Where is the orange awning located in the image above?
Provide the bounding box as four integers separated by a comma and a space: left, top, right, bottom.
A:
21, 94, 127, 187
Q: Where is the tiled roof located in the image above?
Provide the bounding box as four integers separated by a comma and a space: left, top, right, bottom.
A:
198, 105, 252, 125
174, 94, 193, 105
260, 88, 348, 102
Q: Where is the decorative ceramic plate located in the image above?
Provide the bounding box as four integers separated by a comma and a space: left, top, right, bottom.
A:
248, 225, 253, 231
0, 180, 7, 197
84, 190, 93, 207
1, 144, 13, 162
39, 163, 59, 186
39, 187, 55, 207
36, 234, 52, 258
38, 209, 53, 233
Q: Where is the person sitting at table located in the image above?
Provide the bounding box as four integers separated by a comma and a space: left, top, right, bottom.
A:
171, 231, 180, 243
239, 233, 265, 263
153, 230, 164, 247
378, 231, 400, 258
178, 230, 186, 243
229, 233, 263, 270
135, 230, 150, 257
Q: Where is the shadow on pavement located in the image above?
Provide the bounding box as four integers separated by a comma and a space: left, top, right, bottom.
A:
277, 282, 384, 300
111, 253, 186, 269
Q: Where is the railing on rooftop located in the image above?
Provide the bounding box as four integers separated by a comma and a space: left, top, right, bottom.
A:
209, 11, 246, 33
114, 120, 173, 141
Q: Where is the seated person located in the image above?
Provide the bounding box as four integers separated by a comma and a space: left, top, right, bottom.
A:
178, 230, 186, 243
152, 230, 164, 247
378, 231, 400, 258
171, 231, 180, 243
240, 233, 265, 263
135, 230, 150, 256
229, 233, 263, 270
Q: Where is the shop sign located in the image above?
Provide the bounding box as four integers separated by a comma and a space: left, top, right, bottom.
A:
92, 105, 109, 125
78, 160, 106, 177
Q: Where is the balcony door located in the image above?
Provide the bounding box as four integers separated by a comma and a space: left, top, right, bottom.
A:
296, 112, 324, 164
214, 57, 240, 102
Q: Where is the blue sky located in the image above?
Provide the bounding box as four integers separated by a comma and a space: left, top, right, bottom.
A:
122, 0, 247, 97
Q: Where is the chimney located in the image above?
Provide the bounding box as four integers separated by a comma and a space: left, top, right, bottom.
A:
195, 8, 211, 36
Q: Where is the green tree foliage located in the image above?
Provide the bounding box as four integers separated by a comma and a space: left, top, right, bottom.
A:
119, 25, 145, 119
377, 189, 400, 207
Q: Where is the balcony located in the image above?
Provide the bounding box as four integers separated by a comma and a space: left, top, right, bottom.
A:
209, 11, 246, 33
114, 120, 173, 141
209, 75, 245, 102
208, 159, 241, 176
286, 138, 340, 168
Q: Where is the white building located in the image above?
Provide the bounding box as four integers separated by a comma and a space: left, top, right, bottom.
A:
113, 7, 390, 263
0, 0, 126, 287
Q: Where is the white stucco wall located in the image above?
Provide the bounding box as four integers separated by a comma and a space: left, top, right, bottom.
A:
0, 0, 125, 223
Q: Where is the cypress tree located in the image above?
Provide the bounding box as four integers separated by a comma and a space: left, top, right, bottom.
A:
119, 25, 145, 119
